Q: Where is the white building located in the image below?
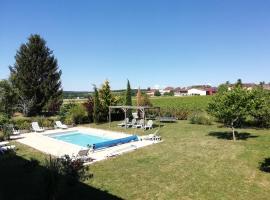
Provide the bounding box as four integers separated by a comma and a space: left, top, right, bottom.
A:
187, 88, 207, 96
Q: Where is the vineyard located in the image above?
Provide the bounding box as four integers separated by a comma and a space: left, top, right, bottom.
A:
64, 95, 213, 119
150, 96, 212, 111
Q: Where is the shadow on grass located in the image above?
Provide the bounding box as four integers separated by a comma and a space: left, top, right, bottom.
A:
259, 158, 270, 173
208, 131, 258, 140
0, 151, 122, 200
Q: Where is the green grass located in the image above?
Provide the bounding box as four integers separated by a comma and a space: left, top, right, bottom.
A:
1, 121, 270, 199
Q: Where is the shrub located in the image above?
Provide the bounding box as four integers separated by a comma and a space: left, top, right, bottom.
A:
59, 155, 92, 185
2, 124, 13, 140
66, 104, 88, 124
11, 117, 32, 130
160, 108, 191, 120
0, 113, 9, 128
189, 112, 213, 125
59, 103, 76, 121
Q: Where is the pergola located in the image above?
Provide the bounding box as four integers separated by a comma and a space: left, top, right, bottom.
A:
109, 105, 161, 129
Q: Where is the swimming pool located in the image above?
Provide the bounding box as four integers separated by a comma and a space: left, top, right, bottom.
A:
49, 131, 113, 148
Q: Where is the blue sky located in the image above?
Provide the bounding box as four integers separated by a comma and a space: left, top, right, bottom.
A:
1, 0, 270, 90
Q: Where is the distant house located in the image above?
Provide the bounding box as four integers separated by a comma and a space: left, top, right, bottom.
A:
174, 87, 188, 96
187, 88, 207, 96
146, 89, 156, 97
159, 87, 174, 95
204, 87, 217, 95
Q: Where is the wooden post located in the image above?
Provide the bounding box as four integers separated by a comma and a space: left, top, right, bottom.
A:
124, 108, 127, 129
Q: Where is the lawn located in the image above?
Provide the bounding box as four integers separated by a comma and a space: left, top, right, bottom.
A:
1, 121, 270, 200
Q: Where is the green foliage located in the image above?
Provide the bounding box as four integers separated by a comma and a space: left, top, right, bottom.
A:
66, 104, 88, 124
208, 87, 250, 126
93, 85, 102, 124
0, 80, 17, 116
82, 96, 94, 122
189, 112, 213, 125
154, 90, 161, 96
160, 108, 190, 120
0, 113, 9, 127
208, 86, 251, 140
59, 102, 76, 121
148, 96, 212, 111
99, 80, 112, 121
249, 87, 270, 127
136, 89, 152, 106
125, 80, 132, 118
44, 154, 91, 197
59, 155, 91, 185
11, 117, 32, 130
163, 91, 174, 96
2, 124, 12, 140
10, 34, 63, 116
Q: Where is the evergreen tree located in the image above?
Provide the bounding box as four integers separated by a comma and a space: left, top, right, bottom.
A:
125, 80, 132, 118
0, 79, 17, 116
9, 34, 62, 116
136, 88, 142, 106
236, 79, 243, 88
99, 80, 112, 121
93, 85, 101, 124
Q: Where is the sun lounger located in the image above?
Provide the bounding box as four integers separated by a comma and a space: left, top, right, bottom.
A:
76, 149, 95, 163
31, 122, 45, 132
55, 121, 68, 129
117, 118, 129, 127
140, 130, 161, 141
12, 128, 20, 135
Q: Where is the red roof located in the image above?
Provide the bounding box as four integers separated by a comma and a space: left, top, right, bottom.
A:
164, 87, 174, 90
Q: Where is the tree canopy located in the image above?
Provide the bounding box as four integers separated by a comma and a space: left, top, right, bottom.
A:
9, 34, 62, 116
208, 86, 250, 141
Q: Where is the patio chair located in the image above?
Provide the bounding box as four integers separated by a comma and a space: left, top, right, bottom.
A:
12, 128, 20, 135
127, 118, 137, 128
117, 118, 129, 127
55, 121, 68, 129
144, 120, 153, 130
134, 119, 144, 128
31, 122, 45, 132
76, 149, 95, 163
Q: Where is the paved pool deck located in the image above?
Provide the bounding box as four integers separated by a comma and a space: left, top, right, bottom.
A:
16, 126, 160, 163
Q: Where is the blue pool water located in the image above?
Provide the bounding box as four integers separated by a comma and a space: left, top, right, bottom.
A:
50, 131, 112, 148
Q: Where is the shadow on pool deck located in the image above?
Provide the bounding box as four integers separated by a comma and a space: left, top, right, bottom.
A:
0, 151, 122, 200
208, 131, 258, 140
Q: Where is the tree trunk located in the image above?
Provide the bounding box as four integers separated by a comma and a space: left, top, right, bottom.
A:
231, 118, 238, 141
231, 126, 236, 141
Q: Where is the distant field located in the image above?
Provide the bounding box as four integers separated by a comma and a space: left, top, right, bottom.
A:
64, 96, 213, 111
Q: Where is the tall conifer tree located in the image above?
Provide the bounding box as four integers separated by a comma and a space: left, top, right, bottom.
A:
9, 34, 62, 116
125, 80, 132, 118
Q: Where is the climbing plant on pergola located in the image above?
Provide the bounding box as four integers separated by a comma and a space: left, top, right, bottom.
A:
108, 105, 161, 129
